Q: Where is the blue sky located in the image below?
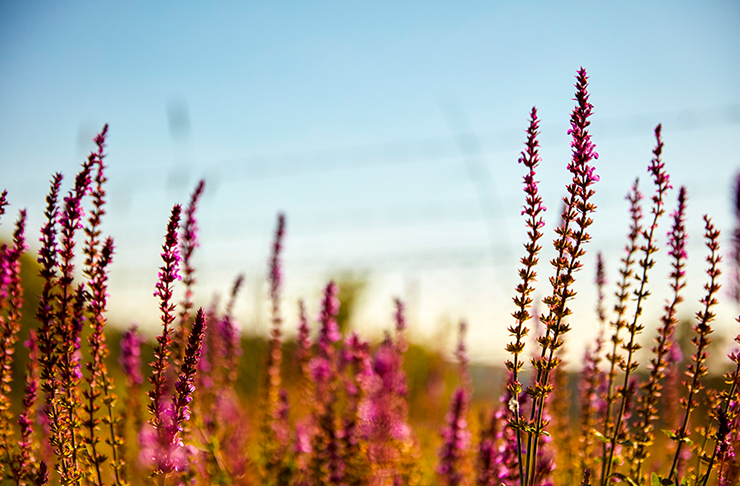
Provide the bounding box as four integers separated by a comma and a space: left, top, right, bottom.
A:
1, 1, 739, 362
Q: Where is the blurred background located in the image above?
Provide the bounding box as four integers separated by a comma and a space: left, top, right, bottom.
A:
1, 0, 739, 368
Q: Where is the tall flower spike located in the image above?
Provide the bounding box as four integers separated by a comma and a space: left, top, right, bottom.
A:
437, 387, 471, 486
309, 281, 343, 485
57, 154, 94, 331
265, 213, 286, 402
77, 124, 119, 486
219, 273, 244, 389
359, 301, 415, 484
295, 299, 314, 408
143, 309, 206, 477
602, 124, 672, 484
455, 321, 470, 389
0, 210, 27, 460
526, 67, 599, 486
117, 325, 144, 480
392, 298, 411, 424
630, 186, 687, 482
169, 309, 207, 455
120, 325, 144, 389
259, 213, 289, 483
148, 205, 182, 435
709, 252, 740, 485
341, 332, 373, 486
81, 124, 109, 281
598, 178, 642, 478
731, 173, 740, 304
174, 179, 206, 363
84, 240, 122, 486
578, 252, 608, 476
120, 324, 145, 441
12, 330, 41, 483
0, 210, 27, 470
35, 174, 69, 482
36, 174, 63, 332
668, 215, 721, 483
53, 155, 94, 483
506, 107, 545, 485
393, 297, 408, 352
438, 320, 472, 486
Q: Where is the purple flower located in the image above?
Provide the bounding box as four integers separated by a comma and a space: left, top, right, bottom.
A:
11, 329, 40, 483
317, 281, 342, 352
310, 357, 332, 382
260, 213, 288, 474
437, 387, 471, 486
148, 205, 182, 435
174, 179, 206, 361
527, 67, 600, 484
138, 411, 188, 474
268, 212, 286, 309
145, 308, 206, 476
120, 325, 144, 387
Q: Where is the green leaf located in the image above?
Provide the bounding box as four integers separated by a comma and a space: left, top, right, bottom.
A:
593, 429, 610, 444
648, 472, 674, 486
611, 472, 639, 486
662, 429, 678, 440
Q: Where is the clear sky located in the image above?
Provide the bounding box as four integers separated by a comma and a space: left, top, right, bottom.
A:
1, 1, 739, 364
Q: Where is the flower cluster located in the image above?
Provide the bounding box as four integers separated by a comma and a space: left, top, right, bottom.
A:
0, 69, 739, 486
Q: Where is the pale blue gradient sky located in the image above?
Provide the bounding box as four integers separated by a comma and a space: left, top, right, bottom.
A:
1, 1, 739, 363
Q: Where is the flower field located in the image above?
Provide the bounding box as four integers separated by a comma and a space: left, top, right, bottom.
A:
0, 68, 738, 486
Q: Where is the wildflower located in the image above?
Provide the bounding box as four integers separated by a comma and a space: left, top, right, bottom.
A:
601, 178, 643, 453
437, 320, 473, 486
455, 321, 471, 391
506, 109, 546, 483
526, 67, 599, 486
35, 174, 69, 480
143, 308, 206, 476
578, 252, 607, 473
217, 274, 244, 389
50, 155, 94, 484
437, 387, 471, 486
0, 209, 27, 458
83, 236, 120, 485
74, 127, 119, 485
602, 124, 672, 484
342, 332, 372, 486
260, 213, 292, 484
629, 186, 687, 482
148, 205, 182, 438
730, 173, 740, 304
174, 179, 206, 363
475, 409, 497, 486
120, 325, 145, 389
9, 330, 40, 484
170, 309, 207, 446
310, 281, 344, 486
668, 215, 721, 482
139, 409, 188, 475
295, 299, 314, 408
